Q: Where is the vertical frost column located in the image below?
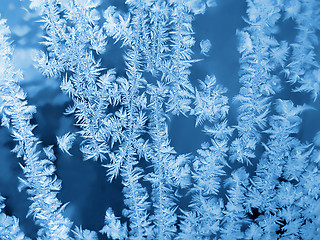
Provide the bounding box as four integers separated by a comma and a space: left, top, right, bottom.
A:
146, 82, 181, 239
104, 1, 199, 237
32, 0, 110, 161
104, 1, 198, 237
143, 1, 194, 238
0, 16, 72, 239
138, 1, 205, 237
105, 1, 153, 238
178, 75, 233, 239
230, 0, 287, 164
284, 0, 320, 100
164, 0, 196, 115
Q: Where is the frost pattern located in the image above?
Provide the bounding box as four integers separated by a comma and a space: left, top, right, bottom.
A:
0, 0, 320, 239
